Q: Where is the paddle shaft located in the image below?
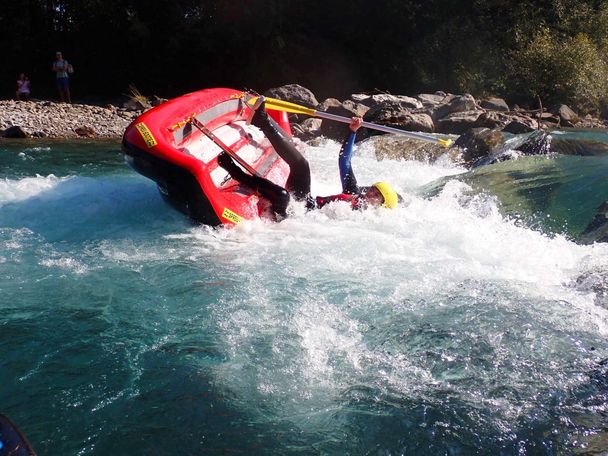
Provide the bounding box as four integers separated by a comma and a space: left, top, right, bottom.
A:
315, 111, 445, 144
190, 117, 261, 177
254, 96, 452, 147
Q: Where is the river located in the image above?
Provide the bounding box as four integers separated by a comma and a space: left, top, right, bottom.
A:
1, 134, 608, 455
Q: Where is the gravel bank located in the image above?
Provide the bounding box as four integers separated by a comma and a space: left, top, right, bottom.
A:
0, 100, 142, 139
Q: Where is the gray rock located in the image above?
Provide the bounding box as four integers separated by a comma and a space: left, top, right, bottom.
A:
74, 126, 97, 137
431, 94, 479, 121
265, 84, 318, 108
317, 98, 342, 112
374, 94, 421, 109
301, 118, 322, 132
503, 118, 537, 134
454, 128, 506, 164
367, 135, 457, 162
480, 97, 509, 111
292, 118, 323, 140
351, 94, 372, 105
398, 113, 434, 133
342, 100, 369, 117
350, 93, 422, 109
416, 92, 455, 108
533, 112, 560, 129
359, 102, 435, 141
318, 98, 361, 140
474, 111, 510, 129
551, 104, 580, 127
580, 201, 608, 244
551, 138, 608, 156
515, 130, 553, 155
2, 125, 28, 138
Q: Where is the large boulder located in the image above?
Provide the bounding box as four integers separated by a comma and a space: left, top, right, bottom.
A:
74, 126, 97, 137
480, 97, 509, 112
436, 110, 484, 134
431, 94, 479, 121
474, 111, 510, 129
551, 104, 580, 127
580, 201, 608, 244
514, 130, 552, 155
317, 98, 362, 140
502, 117, 537, 134
416, 92, 455, 109
341, 99, 369, 117
363, 101, 434, 132
351, 93, 422, 110
454, 128, 506, 164
551, 138, 608, 156
264, 84, 318, 108
2, 126, 28, 138
366, 135, 458, 163
292, 118, 323, 140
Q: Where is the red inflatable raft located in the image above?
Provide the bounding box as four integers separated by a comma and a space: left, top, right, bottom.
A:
122, 88, 292, 226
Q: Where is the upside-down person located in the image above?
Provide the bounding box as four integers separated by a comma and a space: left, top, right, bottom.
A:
217, 97, 402, 220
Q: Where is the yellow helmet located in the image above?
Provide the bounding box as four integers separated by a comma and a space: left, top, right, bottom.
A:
372, 182, 399, 209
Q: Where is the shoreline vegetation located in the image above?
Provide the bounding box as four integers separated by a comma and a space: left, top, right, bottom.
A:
1, 84, 606, 142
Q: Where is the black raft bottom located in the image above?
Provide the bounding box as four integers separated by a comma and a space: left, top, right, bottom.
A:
122, 139, 222, 226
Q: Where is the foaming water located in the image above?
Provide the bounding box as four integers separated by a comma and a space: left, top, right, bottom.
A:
1, 139, 608, 454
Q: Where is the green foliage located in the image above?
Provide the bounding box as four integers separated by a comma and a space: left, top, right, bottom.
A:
509, 27, 608, 112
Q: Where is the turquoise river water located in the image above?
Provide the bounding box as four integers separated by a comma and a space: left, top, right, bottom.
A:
2, 134, 608, 455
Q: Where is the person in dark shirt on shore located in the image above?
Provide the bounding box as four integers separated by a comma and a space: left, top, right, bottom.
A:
217, 97, 401, 220
52, 51, 71, 103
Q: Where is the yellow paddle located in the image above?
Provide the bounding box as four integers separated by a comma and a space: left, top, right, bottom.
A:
248, 96, 453, 148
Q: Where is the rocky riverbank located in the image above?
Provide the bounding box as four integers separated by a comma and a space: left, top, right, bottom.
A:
0, 100, 141, 139
265, 84, 608, 142
265, 84, 608, 167
1, 84, 607, 141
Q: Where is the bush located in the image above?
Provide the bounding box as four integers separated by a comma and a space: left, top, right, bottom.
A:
509, 27, 608, 113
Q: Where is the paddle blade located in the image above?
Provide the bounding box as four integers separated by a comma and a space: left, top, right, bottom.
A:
438, 138, 454, 148
261, 97, 317, 116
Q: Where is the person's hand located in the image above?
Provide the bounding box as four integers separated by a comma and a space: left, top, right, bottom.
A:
349, 117, 363, 132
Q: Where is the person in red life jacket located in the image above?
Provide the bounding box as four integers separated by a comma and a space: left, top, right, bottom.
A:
217, 97, 401, 219
310, 116, 401, 210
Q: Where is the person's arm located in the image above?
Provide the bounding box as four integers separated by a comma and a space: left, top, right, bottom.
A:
338, 117, 363, 194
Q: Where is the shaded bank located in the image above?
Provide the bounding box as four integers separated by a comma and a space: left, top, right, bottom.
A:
3, 1, 608, 117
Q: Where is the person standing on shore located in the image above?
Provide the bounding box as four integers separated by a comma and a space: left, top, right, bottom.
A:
52, 51, 72, 103
16, 73, 31, 101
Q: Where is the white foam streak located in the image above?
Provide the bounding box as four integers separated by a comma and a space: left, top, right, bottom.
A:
0, 174, 66, 206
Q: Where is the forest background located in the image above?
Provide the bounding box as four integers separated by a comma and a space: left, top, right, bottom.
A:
2, 0, 608, 115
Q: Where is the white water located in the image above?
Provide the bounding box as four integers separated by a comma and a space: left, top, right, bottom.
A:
154, 139, 608, 429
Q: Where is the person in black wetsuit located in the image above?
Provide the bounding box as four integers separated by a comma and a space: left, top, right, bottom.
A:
217, 98, 401, 219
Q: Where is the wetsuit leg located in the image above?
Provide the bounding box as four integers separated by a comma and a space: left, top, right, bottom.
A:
252, 108, 311, 200
218, 152, 290, 219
